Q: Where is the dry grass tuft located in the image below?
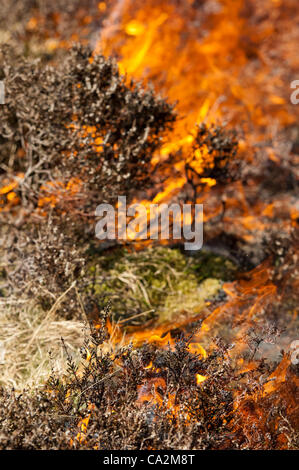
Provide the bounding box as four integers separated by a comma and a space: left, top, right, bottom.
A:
0, 299, 84, 390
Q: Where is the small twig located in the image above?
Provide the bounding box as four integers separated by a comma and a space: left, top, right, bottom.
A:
24, 281, 77, 352
118, 309, 155, 324
77, 367, 123, 398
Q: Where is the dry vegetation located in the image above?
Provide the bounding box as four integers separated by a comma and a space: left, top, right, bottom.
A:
0, 300, 84, 390
0, 0, 298, 451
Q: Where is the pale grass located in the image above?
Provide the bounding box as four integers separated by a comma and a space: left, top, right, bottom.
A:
0, 298, 85, 391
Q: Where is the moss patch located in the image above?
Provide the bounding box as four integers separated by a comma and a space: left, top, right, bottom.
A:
88, 246, 237, 325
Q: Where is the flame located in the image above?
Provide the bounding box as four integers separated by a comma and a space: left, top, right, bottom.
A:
90, 0, 298, 246
8, 0, 299, 445
20, 0, 298, 248
196, 374, 207, 385
0, 173, 24, 211
263, 355, 290, 396
70, 403, 96, 447
97, 0, 297, 136
37, 177, 82, 210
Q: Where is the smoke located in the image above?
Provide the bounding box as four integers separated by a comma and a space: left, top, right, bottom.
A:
91, 0, 129, 50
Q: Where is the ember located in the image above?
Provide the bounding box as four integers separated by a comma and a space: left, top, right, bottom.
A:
0, 0, 298, 451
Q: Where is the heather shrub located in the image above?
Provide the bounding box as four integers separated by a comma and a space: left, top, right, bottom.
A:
0, 317, 297, 450
0, 44, 175, 228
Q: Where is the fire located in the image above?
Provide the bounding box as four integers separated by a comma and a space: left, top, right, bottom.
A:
21, 2, 297, 247
38, 178, 82, 211
92, 0, 298, 246
70, 403, 96, 447
97, 0, 297, 135
263, 355, 290, 396
4, 0, 298, 448
0, 173, 24, 210
196, 374, 207, 385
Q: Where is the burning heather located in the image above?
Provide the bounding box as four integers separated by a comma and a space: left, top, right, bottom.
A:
0, 0, 298, 451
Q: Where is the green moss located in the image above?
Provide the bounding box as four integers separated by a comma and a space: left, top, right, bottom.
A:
188, 251, 237, 282
160, 277, 221, 323
88, 246, 236, 325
